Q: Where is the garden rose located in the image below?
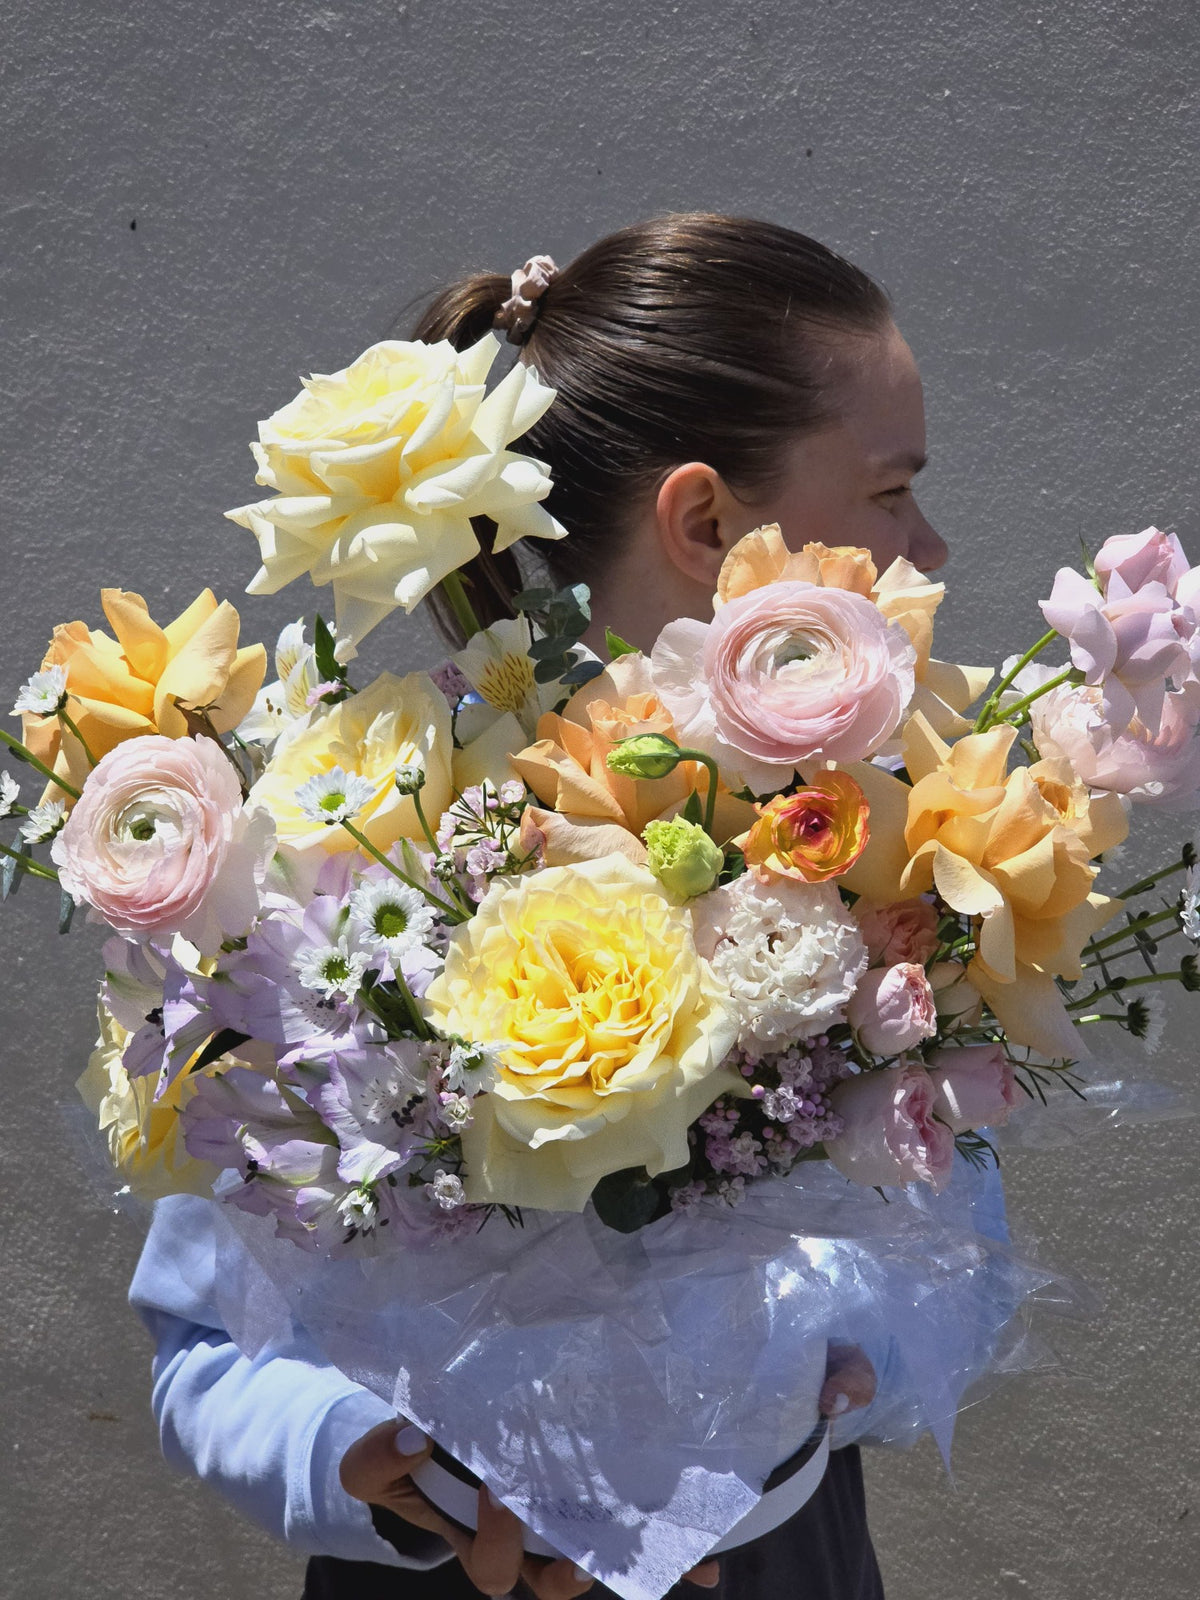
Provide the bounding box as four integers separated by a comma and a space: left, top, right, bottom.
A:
927, 1043, 1020, 1134
652, 581, 916, 792
741, 770, 869, 884
22, 588, 266, 794
826, 1063, 955, 1191
424, 853, 741, 1212
52, 735, 273, 955
227, 334, 565, 661
846, 962, 938, 1055
1093, 526, 1190, 595
853, 897, 939, 966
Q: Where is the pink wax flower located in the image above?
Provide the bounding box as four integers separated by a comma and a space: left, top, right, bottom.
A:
927, 1043, 1020, 1134
651, 581, 916, 792
853, 898, 940, 967
52, 734, 274, 955
826, 1063, 955, 1191
846, 962, 938, 1055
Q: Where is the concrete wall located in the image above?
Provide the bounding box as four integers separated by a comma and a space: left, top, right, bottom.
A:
2, 1, 1197, 1595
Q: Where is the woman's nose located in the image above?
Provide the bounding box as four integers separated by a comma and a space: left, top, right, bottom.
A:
908, 508, 948, 573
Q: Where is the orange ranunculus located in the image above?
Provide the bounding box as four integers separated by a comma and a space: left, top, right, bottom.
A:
23, 589, 267, 793
741, 770, 870, 883
510, 652, 755, 861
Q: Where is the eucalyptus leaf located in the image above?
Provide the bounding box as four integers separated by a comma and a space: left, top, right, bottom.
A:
560, 658, 606, 687
534, 656, 570, 684
58, 889, 75, 935
590, 1167, 662, 1234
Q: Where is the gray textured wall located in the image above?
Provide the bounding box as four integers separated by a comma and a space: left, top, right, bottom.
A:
2, 1, 1198, 1596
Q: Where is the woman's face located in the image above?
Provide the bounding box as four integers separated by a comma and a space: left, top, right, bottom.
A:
742, 322, 947, 574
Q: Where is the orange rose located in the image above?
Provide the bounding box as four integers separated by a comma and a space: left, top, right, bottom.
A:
24, 589, 266, 793
741, 770, 869, 883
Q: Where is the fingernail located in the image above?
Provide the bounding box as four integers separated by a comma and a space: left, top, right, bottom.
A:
394, 1424, 428, 1455
573, 1565, 591, 1582
831, 1393, 851, 1415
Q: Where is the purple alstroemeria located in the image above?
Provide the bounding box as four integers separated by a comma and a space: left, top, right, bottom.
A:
305, 1040, 433, 1185
182, 1064, 334, 1180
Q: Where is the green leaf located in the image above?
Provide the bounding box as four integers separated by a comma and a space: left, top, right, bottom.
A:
605, 628, 638, 659
560, 658, 605, 687
527, 635, 573, 661
533, 656, 570, 684
2, 844, 31, 901
590, 1167, 663, 1233
58, 890, 75, 935
512, 586, 556, 614
682, 789, 704, 825
313, 614, 343, 684
190, 1028, 252, 1075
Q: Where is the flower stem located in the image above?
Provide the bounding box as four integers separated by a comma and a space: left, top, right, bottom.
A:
1067, 970, 1183, 1009
392, 968, 432, 1039
439, 571, 482, 644
1112, 856, 1190, 901
974, 629, 1059, 732
411, 787, 442, 857
57, 707, 98, 769
990, 667, 1076, 730
679, 748, 721, 835
0, 840, 59, 881
1086, 905, 1180, 955
340, 820, 466, 922
0, 728, 81, 801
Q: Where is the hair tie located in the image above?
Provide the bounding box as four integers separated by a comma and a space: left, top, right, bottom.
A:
493, 255, 558, 344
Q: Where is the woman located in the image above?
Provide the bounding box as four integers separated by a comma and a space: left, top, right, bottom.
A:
132, 214, 998, 1600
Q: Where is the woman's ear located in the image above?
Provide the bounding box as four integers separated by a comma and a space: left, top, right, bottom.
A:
654, 462, 750, 586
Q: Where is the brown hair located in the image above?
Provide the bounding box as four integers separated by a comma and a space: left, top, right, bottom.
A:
411, 213, 891, 642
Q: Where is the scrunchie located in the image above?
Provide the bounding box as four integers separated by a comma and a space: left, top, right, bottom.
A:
493, 254, 557, 344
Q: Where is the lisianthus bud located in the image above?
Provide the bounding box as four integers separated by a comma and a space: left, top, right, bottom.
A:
742, 770, 869, 884
643, 816, 724, 898
606, 733, 683, 780
394, 760, 426, 795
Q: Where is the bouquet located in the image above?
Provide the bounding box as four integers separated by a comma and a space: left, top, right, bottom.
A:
7, 332, 1197, 1596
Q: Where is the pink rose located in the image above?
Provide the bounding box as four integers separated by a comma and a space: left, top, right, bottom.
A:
826, 1063, 955, 1191
927, 1043, 1020, 1134
1040, 565, 1191, 734
652, 582, 915, 792
52, 735, 274, 954
846, 962, 938, 1055
853, 898, 939, 966
928, 961, 983, 1031
1094, 526, 1190, 596
1028, 676, 1200, 811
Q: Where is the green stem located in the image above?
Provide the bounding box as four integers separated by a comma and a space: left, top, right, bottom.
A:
974, 629, 1059, 731
678, 747, 721, 835
410, 787, 442, 857
1112, 856, 1190, 902
392, 968, 432, 1039
990, 667, 1075, 730
439, 571, 482, 644
0, 840, 59, 881
340, 820, 466, 922
1086, 905, 1180, 954
0, 728, 81, 800
1067, 970, 1183, 1009
57, 707, 98, 769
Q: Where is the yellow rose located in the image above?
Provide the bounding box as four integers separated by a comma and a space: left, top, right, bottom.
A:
227, 334, 566, 662
249, 670, 452, 853
24, 588, 266, 794
424, 853, 742, 1212
76, 1006, 220, 1201
511, 653, 756, 863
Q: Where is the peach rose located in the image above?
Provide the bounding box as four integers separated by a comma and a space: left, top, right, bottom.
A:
24, 589, 266, 794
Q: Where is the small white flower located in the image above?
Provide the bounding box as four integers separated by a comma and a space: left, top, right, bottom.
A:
441, 1039, 501, 1094
394, 760, 426, 795
1127, 991, 1166, 1053
295, 767, 375, 824
430, 1169, 466, 1211
0, 771, 19, 817
296, 939, 369, 998
437, 1091, 474, 1130
336, 1184, 381, 1232
12, 665, 67, 718
1182, 868, 1200, 943
19, 798, 67, 844
348, 880, 436, 957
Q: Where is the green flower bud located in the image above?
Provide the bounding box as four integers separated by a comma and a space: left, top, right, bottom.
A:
643, 816, 724, 899
394, 760, 426, 795
606, 733, 683, 781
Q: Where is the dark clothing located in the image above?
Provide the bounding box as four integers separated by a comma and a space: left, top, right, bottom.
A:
302, 1445, 884, 1600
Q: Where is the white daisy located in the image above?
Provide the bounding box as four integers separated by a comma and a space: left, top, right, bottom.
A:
294, 767, 375, 825
295, 938, 370, 999
1181, 867, 1200, 943
394, 760, 426, 795
19, 798, 67, 844
12, 665, 67, 718
440, 1039, 501, 1094
348, 880, 436, 958
0, 771, 19, 817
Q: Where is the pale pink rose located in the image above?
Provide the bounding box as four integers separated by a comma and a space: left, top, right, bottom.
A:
927, 1043, 1020, 1134
1027, 673, 1200, 811
1039, 565, 1191, 734
826, 1064, 955, 1191
928, 961, 983, 1031
846, 962, 938, 1055
853, 898, 939, 966
651, 582, 915, 792
1093, 527, 1190, 597
52, 735, 274, 954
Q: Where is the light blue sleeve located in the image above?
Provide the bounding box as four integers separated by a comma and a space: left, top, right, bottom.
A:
128, 1194, 453, 1569
830, 1149, 1013, 1453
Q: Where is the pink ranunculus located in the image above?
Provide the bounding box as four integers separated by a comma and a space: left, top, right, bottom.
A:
1040, 565, 1192, 735
52, 735, 274, 954
825, 1063, 955, 1191
651, 582, 916, 792
1029, 676, 1200, 811
1093, 526, 1190, 597
846, 962, 938, 1055
853, 897, 940, 967
927, 1043, 1020, 1134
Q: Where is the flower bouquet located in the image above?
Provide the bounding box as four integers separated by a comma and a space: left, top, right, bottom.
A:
6, 333, 1198, 1597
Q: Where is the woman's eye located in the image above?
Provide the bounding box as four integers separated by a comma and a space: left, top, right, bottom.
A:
876, 485, 911, 504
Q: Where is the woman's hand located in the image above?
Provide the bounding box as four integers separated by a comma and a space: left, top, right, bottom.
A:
818, 1342, 877, 1420
339, 1420, 721, 1595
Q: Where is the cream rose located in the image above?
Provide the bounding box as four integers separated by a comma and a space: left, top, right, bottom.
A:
424, 853, 741, 1211
227, 334, 565, 661
250, 671, 452, 854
